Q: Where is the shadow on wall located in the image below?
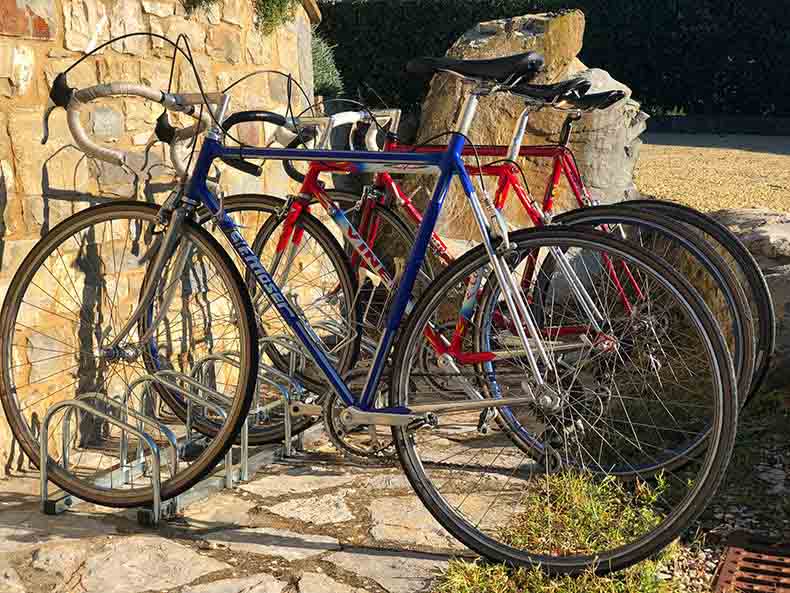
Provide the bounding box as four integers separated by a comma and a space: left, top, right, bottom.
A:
0, 149, 179, 272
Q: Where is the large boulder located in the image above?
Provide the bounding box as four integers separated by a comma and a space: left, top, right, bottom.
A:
711, 208, 790, 389
411, 10, 647, 239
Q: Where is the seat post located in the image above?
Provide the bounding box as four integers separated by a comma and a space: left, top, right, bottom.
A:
455, 89, 482, 137
506, 107, 531, 162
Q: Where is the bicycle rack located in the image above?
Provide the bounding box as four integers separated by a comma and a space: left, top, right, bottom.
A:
259, 336, 310, 459
41, 399, 166, 524
38, 361, 286, 527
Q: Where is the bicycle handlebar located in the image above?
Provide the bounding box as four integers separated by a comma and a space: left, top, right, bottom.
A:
43, 74, 220, 179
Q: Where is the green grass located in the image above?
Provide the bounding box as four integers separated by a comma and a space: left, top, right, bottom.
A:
433, 389, 790, 593
436, 556, 676, 593
498, 472, 667, 556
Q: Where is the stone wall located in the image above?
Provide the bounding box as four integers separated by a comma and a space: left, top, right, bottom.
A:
0, 0, 320, 476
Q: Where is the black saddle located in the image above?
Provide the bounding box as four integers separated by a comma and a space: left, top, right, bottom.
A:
511, 77, 592, 103
563, 89, 627, 110
407, 52, 544, 83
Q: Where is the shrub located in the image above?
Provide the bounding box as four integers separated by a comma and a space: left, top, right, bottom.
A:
312, 29, 344, 97
319, 0, 790, 117
183, 0, 299, 34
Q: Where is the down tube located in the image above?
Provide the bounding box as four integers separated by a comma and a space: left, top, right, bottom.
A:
210, 197, 357, 406
359, 151, 460, 409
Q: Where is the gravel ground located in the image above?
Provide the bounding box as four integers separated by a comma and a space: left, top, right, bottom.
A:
635, 133, 790, 213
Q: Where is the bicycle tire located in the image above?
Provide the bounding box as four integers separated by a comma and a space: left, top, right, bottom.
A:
389, 227, 737, 575
622, 199, 774, 401
553, 206, 754, 405
0, 202, 258, 507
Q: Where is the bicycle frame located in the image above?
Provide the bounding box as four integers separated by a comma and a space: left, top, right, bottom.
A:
280, 129, 629, 361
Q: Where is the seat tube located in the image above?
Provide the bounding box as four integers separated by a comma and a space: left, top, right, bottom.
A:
359, 139, 461, 409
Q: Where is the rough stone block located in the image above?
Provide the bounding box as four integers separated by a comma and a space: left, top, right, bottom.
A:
296, 11, 314, 97
141, 0, 174, 17
45, 58, 99, 89
62, 0, 109, 53
123, 98, 158, 132
22, 195, 73, 233
0, 45, 35, 97
208, 26, 243, 65
97, 55, 141, 84
8, 109, 93, 197
140, 60, 170, 89
163, 18, 207, 54
91, 106, 123, 140
0, 0, 55, 39
1, 238, 39, 279
246, 31, 275, 66
221, 0, 244, 26
109, 2, 147, 56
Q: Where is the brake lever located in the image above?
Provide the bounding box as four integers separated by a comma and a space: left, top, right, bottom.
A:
42, 72, 75, 146
42, 99, 55, 145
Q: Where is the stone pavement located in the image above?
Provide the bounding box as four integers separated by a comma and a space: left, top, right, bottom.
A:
0, 443, 466, 593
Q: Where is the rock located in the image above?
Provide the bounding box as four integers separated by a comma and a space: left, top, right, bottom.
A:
269, 491, 354, 525
31, 541, 87, 579
198, 527, 340, 561
109, 2, 146, 56
327, 550, 444, 593
299, 572, 368, 593
182, 574, 286, 593
411, 10, 647, 239
73, 535, 228, 593
90, 107, 123, 140
62, 0, 109, 53
710, 208, 790, 388
141, 0, 175, 18
208, 27, 243, 65
240, 470, 355, 498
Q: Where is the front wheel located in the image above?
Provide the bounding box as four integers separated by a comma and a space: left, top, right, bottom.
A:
0, 202, 258, 507
389, 227, 737, 574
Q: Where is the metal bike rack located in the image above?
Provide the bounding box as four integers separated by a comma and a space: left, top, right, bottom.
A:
259, 336, 310, 459
41, 399, 166, 524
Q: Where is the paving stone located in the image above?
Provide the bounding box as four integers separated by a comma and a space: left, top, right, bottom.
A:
200, 527, 339, 561
30, 541, 87, 579
0, 509, 114, 553
240, 470, 355, 499
184, 491, 255, 527
0, 556, 25, 593
362, 474, 411, 491
270, 491, 354, 525
327, 550, 444, 593
369, 497, 459, 550
77, 535, 228, 593
182, 574, 285, 593
300, 572, 368, 593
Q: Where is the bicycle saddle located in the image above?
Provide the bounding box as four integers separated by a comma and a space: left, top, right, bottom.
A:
561, 89, 627, 110
510, 77, 592, 103
406, 51, 544, 83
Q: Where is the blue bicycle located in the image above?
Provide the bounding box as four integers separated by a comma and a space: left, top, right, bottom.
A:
0, 46, 737, 575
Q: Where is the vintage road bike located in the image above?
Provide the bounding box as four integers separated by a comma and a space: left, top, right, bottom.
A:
0, 44, 738, 574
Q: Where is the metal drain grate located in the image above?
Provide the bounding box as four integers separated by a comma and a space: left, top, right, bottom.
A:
713, 532, 790, 592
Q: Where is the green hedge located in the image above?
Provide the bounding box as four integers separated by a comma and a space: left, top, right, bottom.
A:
319, 0, 790, 116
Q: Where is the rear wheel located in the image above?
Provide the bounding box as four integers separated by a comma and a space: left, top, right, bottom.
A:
390, 227, 737, 574
623, 199, 774, 401
553, 206, 754, 405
